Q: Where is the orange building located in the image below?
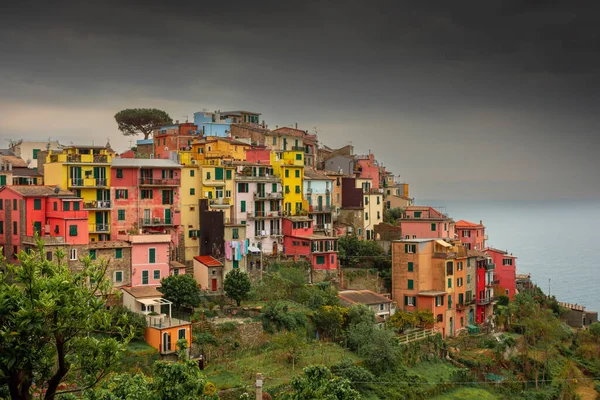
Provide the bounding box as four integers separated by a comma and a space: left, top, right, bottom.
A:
391, 238, 472, 337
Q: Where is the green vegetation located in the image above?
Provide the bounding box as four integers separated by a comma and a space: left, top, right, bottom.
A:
114, 108, 173, 140
431, 387, 499, 400
159, 274, 202, 311
383, 207, 404, 225
223, 269, 252, 307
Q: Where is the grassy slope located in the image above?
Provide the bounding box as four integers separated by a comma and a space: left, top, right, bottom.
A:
431, 387, 500, 400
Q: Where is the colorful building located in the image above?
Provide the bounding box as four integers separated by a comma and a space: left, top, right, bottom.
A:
355, 153, 381, 189
153, 122, 200, 160
180, 163, 201, 268
282, 216, 339, 274
456, 220, 486, 250
392, 238, 473, 338
224, 224, 248, 274
43, 145, 114, 242
304, 168, 334, 236
128, 234, 175, 287
0, 186, 87, 261
190, 137, 251, 162
270, 151, 307, 215
485, 247, 517, 299
193, 255, 224, 294
8, 139, 62, 169
199, 160, 235, 222
337, 177, 364, 239
232, 162, 283, 254
398, 206, 455, 240
384, 182, 413, 210
468, 250, 496, 323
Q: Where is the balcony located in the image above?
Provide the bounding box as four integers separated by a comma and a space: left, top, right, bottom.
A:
476, 296, 497, 306
247, 211, 281, 220
269, 229, 283, 236
290, 146, 304, 152
69, 178, 108, 188
485, 262, 495, 271
139, 178, 180, 186
202, 179, 225, 187
209, 198, 232, 209
66, 154, 109, 164
89, 224, 110, 233
254, 191, 283, 200
236, 174, 278, 182
140, 218, 175, 227
83, 200, 111, 210
308, 205, 332, 213
22, 235, 65, 245
433, 252, 457, 259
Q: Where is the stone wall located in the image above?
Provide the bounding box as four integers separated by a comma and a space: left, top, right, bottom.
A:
340, 268, 384, 293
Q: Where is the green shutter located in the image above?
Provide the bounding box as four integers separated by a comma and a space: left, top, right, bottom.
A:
89, 249, 96, 260
448, 278, 452, 288
295, 169, 300, 178
63, 202, 70, 211
116, 169, 123, 178
272, 183, 277, 192
408, 262, 414, 272
404, 296, 409, 306
226, 169, 232, 180
153, 270, 160, 279
149, 248, 156, 263
241, 201, 246, 212
0, 175, 6, 186
215, 167, 223, 180
34, 199, 42, 210
316, 256, 325, 264
431, 223, 436, 231
233, 260, 239, 269
405, 244, 409, 253
142, 270, 149, 284
285, 170, 289, 178
115, 271, 123, 282
190, 169, 195, 177
408, 279, 414, 290
33, 221, 42, 234
116, 248, 123, 259
296, 154, 301, 160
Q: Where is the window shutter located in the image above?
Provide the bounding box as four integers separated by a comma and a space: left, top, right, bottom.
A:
226, 169, 232, 180
149, 248, 156, 263
404, 296, 408, 306
241, 201, 246, 212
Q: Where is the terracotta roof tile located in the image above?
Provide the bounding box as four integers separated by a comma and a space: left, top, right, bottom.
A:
121, 286, 163, 298
194, 255, 223, 267
338, 290, 392, 305
456, 220, 483, 228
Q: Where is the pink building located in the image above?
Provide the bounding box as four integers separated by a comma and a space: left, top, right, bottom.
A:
355, 154, 380, 189
128, 234, 176, 287
0, 186, 88, 260
485, 247, 517, 299
111, 159, 183, 261
398, 206, 455, 239
282, 216, 338, 271
455, 220, 486, 250
245, 148, 271, 163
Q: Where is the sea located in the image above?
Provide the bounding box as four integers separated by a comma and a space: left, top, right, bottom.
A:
420, 199, 600, 312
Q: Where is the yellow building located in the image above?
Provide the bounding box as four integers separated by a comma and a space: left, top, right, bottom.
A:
199, 160, 235, 222
191, 137, 250, 162
180, 163, 201, 268
270, 150, 307, 215
44, 145, 114, 242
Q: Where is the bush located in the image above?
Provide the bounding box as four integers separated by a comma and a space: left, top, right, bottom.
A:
331, 359, 375, 390
108, 306, 147, 340
261, 301, 307, 333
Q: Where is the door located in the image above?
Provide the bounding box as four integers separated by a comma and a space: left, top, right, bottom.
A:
162, 332, 171, 353
318, 196, 323, 211
211, 278, 218, 292
95, 212, 107, 231
144, 209, 151, 224
469, 309, 474, 325
273, 242, 278, 255
165, 208, 172, 224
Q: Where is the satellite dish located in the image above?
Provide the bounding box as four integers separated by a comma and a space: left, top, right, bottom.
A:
54, 187, 60, 194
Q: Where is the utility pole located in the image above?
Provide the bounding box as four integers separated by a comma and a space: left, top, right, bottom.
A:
255, 372, 263, 400
548, 278, 551, 298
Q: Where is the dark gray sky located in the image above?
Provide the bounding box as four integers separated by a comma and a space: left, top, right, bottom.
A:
1, 0, 599, 200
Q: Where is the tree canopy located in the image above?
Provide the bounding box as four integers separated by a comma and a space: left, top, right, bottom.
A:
0, 244, 132, 400
114, 108, 173, 140
159, 274, 202, 311
282, 365, 360, 400
223, 269, 252, 307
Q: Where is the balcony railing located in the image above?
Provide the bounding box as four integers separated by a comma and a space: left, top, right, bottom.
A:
139, 178, 180, 186
69, 178, 108, 187
209, 198, 232, 207
485, 262, 496, 270
89, 224, 110, 233
22, 235, 66, 245
289, 146, 304, 152
269, 229, 283, 236
254, 191, 283, 200
83, 200, 111, 210
476, 296, 497, 306
308, 205, 332, 213
140, 218, 175, 226
236, 174, 278, 181
247, 211, 281, 219
66, 154, 109, 163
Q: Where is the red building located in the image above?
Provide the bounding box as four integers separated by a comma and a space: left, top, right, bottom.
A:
355, 153, 381, 189
153, 122, 200, 159
455, 220, 486, 250
245, 147, 271, 163
485, 247, 517, 299
398, 206, 455, 239
282, 216, 338, 271
0, 186, 88, 260
470, 250, 495, 323
111, 159, 183, 261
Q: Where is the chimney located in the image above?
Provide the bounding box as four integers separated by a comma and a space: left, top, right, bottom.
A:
295, 123, 298, 129
175, 120, 179, 124
480, 220, 482, 225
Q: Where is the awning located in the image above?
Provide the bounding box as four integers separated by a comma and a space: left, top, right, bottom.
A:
248, 246, 261, 253
137, 298, 160, 306
435, 239, 452, 248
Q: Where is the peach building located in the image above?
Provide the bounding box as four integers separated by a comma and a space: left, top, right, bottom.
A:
397, 206, 455, 240
455, 220, 486, 250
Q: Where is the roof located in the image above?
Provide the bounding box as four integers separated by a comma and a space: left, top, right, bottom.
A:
304, 168, 335, 180
485, 248, 517, 258
558, 302, 587, 312
0, 149, 15, 156
291, 234, 339, 240
136, 139, 154, 145
121, 286, 163, 299
0, 156, 28, 167
418, 290, 447, 297
111, 159, 181, 168
338, 290, 392, 305
516, 273, 531, 280
456, 220, 484, 228
4, 185, 74, 197
170, 260, 186, 269
194, 255, 223, 267
221, 110, 261, 116
12, 167, 43, 177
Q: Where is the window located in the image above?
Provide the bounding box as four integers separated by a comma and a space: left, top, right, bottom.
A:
377, 211, 380, 220
116, 189, 128, 199
407, 262, 414, 272
505, 289, 509, 295
331, 255, 335, 264
206, 171, 211, 180
13, 199, 17, 210
295, 154, 302, 161
272, 136, 277, 145
69, 225, 78, 236
13, 221, 17, 234
190, 188, 195, 195
116, 248, 123, 259
448, 295, 452, 309
190, 169, 195, 177
457, 277, 463, 287
295, 186, 300, 193
414, 211, 421, 218
316, 256, 325, 264
70, 249, 77, 260
142, 270, 149, 285
238, 183, 248, 193
272, 183, 277, 192
118, 209, 125, 221
0, 201, 2, 210
446, 261, 453, 276
33, 148, 40, 159
467, 274, 471, 284
503, 258, 513, 266
284, 169, 290, 178
153, 270, 160, 280
379, 303, 385, 311
173, 268, 180, 275
115, 271, 123, 283
365, 196, 369, 205
458, 293, 464, 304
435, 296, 444, 307
63, 202, 70, 211
178, 328, 186, 340
46, 251, 52, 261
89, 249, 96, 260
295, 169, 300, 178
405, 296, 416, 306
407, 279, 414, 290
33, 199, 42, 210
0, 221, 3, 234
437, 314, 443, 323
405, 244, 417, 254
431, 223, 436, 231
73, 202, 80, 211
377, 196, 380, 204
162, 190, 173, 205
462, 230, 471, 238
447, 278, 452, 288
365, 212, 369, 220
457, 261, 463, 271
116, 169, 123, 178
149, 248, 156, 264
232, 228, 239, 239
240, 201, 246, 212
285, 186, 290, 193
141, 189, 153, 199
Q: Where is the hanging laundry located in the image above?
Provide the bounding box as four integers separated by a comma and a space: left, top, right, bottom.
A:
225, 241, 232, 260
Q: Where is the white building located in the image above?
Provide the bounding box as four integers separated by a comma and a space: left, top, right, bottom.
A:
9, 140, 62, 169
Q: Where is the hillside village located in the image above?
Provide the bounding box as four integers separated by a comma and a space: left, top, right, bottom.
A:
1, 109, 599, 399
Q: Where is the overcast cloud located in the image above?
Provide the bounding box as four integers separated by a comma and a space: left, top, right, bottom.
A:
1, 0, 599, 200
